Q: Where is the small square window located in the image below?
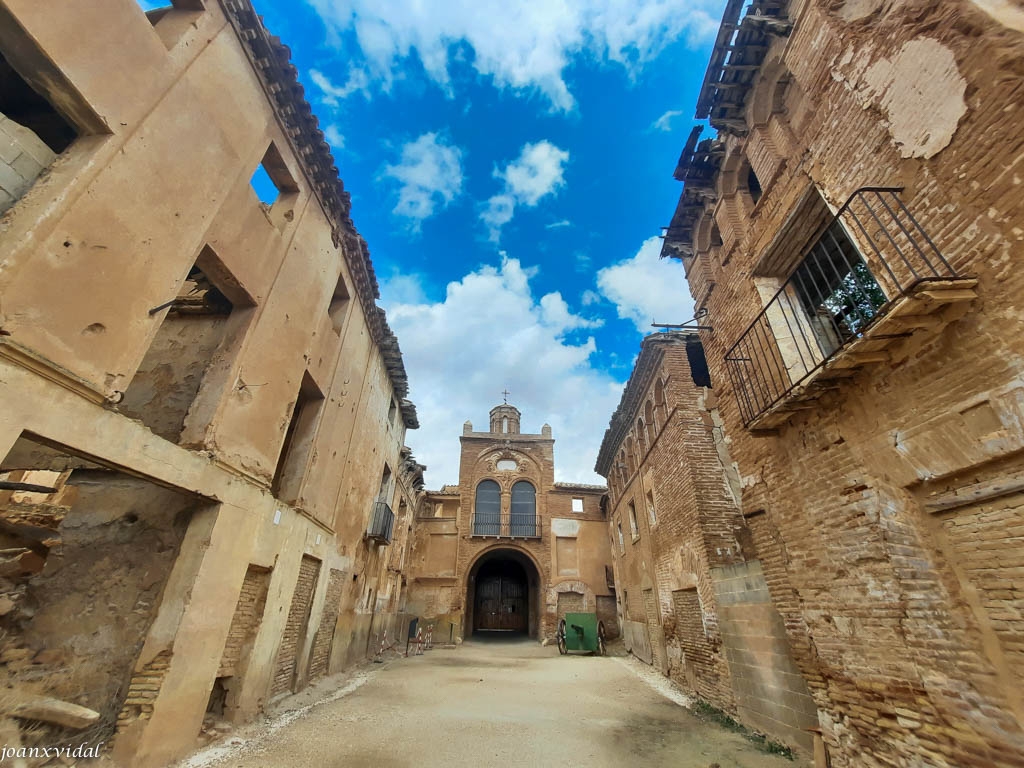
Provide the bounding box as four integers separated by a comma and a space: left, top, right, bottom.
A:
250, 142, 299, 211
571, 497, 584, 513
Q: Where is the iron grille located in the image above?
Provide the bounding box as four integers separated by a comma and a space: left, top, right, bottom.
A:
471, 512, 540, 538
367, 501, 394, 544
725, 187, 959, 427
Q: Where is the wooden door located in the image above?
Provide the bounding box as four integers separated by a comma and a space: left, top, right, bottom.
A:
475, 575, 527, 632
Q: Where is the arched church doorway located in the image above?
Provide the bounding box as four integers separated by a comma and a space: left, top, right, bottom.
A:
465, 548, 541, 639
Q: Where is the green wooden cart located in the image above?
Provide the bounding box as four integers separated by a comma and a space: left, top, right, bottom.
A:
556, 612, 607, 655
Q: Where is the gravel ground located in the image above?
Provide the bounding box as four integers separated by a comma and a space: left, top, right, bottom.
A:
177, 636, 802, 768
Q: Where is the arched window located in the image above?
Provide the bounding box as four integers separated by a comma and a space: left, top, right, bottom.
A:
654, 378, 667, 428
644, 399, 656, 439
625, 436, 637, 475
474, 479, 500, 536
502, 416, 508, 433
636, 417, 648, 456
510, 481, 537, 537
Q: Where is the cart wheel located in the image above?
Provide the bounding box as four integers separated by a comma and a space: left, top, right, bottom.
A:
557, 618, 567, 655
596, 621, 607, 656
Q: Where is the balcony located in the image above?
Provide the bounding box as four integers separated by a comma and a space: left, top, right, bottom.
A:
725, 187, 977, 431
470, 512, 540, 539
366, 501, 395, 544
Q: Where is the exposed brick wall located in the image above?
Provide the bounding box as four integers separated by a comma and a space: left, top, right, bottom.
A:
116, 651, 172, 730
0, 113, 55, 215
672, 588, 730, 712
596, 595, 619, 639
307, 568, 345, 681
218, 565, 271, 678
556, 590, 584, 620
271, 555, 320, 697
665, 2, 1024, 765
600, 335, 815, 751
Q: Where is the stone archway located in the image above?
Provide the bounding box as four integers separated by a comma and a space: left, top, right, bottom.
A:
465, 547, 543, 639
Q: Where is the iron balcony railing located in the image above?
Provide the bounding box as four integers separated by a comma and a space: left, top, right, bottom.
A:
725, 187, 959, 427
471, 512, 540, 538
367, 501, 395, 544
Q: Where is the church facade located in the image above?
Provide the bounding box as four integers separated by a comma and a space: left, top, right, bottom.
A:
406, 404, 616, 642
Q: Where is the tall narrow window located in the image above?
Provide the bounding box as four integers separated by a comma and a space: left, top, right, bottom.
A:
646, 490, 657, 526
617, 522, 625, 554
272, 372, 325, 502
747, 165, 762, 204
328, 273, 350, 335
628, 501, 639, 539
502, 416, 509, 433
510, 481, 537, 537
387, 398, 397, 426
377, 464, 392, 502
473, 480, 501, 536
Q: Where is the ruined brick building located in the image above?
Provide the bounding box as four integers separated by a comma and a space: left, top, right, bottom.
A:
651, 0, 1024, 765
0, 1, 425, 765
596, 331, 818, 753
406, 403, 616, 642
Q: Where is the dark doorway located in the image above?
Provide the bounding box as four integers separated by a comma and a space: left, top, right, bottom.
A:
474, 559, 528, 633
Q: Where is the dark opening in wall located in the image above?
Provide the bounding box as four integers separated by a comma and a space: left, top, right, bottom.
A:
0, 433, 209, 746
272, 372, 325, 501
686, 338, 712, 388
120, 246, 256, 444
747, 165, 763, 204
0, 51, 75, 153
328, 273, 351, 335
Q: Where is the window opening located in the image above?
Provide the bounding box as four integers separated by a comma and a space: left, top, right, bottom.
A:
271, 372, 325, 501
747, 165, 762, 204
510, 481, 536, 537
0, 51, 77, 215
790, 220, 887, 348
250, 142, 299, 219
617, 523, 625, 554
686, 338, 712, 388
388, 399, 398, 426
571, 497, 584, 513
329, 273, 350, 335
628, 501, 639, 539
473, 480, 501, 536
646, 490, 657, 526
121, 246, 256, 444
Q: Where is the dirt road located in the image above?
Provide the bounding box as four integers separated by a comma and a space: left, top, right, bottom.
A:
181, 637, 800, 768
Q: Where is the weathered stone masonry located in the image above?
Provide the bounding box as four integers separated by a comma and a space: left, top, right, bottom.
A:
0, 2, 424, 766
661, 0, 1024, 765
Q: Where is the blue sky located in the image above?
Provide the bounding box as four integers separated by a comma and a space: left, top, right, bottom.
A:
241, 0, 723, 485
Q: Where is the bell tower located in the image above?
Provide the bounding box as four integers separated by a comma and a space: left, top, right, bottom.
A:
489, 403, 521, 434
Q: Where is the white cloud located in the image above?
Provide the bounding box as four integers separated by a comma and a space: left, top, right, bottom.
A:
383, 257, 619, 486
483, 140, 569, 241
309, 67, 371, 105
322, 124, 345, 148
381, 133, 464, 228
305, 0, 723, 111
596, 235, 694, 333
651, 108, 683, 132
580, 289, 601, 306
497, 141, 569, 205
546, 219, 571, 229
574, 251, 592, 273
